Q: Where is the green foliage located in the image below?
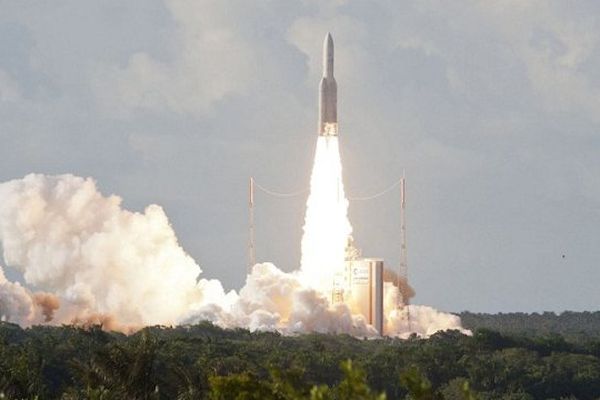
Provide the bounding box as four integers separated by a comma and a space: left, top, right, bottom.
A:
208, 372, 275, 400
460, 311, 600, 342
0, 318, 600, 399
208, 359, 386, 400
400, 367, 438, 400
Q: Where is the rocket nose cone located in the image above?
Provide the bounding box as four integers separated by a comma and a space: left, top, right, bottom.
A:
323, 33, 334, 77
325, 32, 333, 48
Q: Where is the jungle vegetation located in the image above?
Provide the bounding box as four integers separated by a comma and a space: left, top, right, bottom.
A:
1, 314, 600, 399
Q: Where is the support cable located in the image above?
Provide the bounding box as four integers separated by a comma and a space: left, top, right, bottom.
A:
252, 181, 308, 198
347, 177, 405, 201
251, 175, 405, 201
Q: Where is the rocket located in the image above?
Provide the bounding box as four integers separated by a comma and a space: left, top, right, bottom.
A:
319, 33, 338, 137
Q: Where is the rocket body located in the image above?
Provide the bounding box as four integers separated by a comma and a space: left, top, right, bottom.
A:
319, 33, 338, 136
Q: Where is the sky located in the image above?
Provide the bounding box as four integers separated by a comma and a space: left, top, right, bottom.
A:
0, 0, 599, 313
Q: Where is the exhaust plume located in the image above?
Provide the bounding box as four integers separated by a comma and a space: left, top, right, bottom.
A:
300, 135, 351, 292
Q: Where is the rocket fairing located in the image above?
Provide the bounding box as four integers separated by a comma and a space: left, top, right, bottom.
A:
319, 33, 338, 137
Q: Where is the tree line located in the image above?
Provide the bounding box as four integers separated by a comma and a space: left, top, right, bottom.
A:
460, 311, 600, 342
1, 318, 600, 399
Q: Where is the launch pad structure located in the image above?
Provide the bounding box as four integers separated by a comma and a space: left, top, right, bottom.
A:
246, 33, 412, 335
248, 172, 411, 335
335, 258, 384, 335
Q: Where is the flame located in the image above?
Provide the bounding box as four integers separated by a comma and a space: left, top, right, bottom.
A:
299, 134, 352, 295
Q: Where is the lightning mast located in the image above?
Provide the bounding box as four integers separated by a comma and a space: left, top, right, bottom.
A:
248, 177, 256, 273
398, 170, 411, 329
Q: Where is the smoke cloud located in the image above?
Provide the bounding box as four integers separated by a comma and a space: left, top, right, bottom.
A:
0, 173, 228, 327
0, 265, 34, 322
0, 174, 468, 337
33, 293, 60, 322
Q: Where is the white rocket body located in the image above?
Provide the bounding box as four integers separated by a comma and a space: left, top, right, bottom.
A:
319, 33, 338, 136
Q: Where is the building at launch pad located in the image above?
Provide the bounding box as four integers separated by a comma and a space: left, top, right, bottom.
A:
332, 258, 384, 334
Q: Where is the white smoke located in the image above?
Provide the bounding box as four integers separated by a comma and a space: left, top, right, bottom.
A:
0, 173, 468, 337
0, 264, 34, 322
383, 282, 468, 337
0, 173, 230, 327
185, 263, 377, 336
0, 264, 60, 324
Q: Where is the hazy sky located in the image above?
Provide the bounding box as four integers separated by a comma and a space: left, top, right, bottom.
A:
1, 1, 599, 313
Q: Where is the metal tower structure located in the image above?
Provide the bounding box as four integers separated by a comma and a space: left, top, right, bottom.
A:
398, 171, 411, 330
248, 177, 256, 273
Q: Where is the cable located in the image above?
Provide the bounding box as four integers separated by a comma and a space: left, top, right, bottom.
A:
253, 180, 309, 198
348, 177, 404, 201
253, 175, 405, 201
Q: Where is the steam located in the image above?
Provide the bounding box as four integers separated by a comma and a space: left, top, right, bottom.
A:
0, 173, 468, 337
185, 263, 377, 336
0, 265, 35, 322
0, 174, 229, 327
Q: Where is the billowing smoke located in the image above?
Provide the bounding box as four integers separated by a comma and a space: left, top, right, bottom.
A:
0, 264, 35, 322
382, 282, 466, 337
185, 263, 376, 336
0, 263, 62, 324
383, 268, 416, 305
0, 173, 468, 337
33, 293, 60, 322
0, 174, 230, 327
0, 174, 244, 329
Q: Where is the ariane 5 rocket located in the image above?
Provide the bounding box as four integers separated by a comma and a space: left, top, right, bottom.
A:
319, 33, 338, 137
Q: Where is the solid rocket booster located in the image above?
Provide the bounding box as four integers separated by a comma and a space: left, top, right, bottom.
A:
319, 33, 338, 136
